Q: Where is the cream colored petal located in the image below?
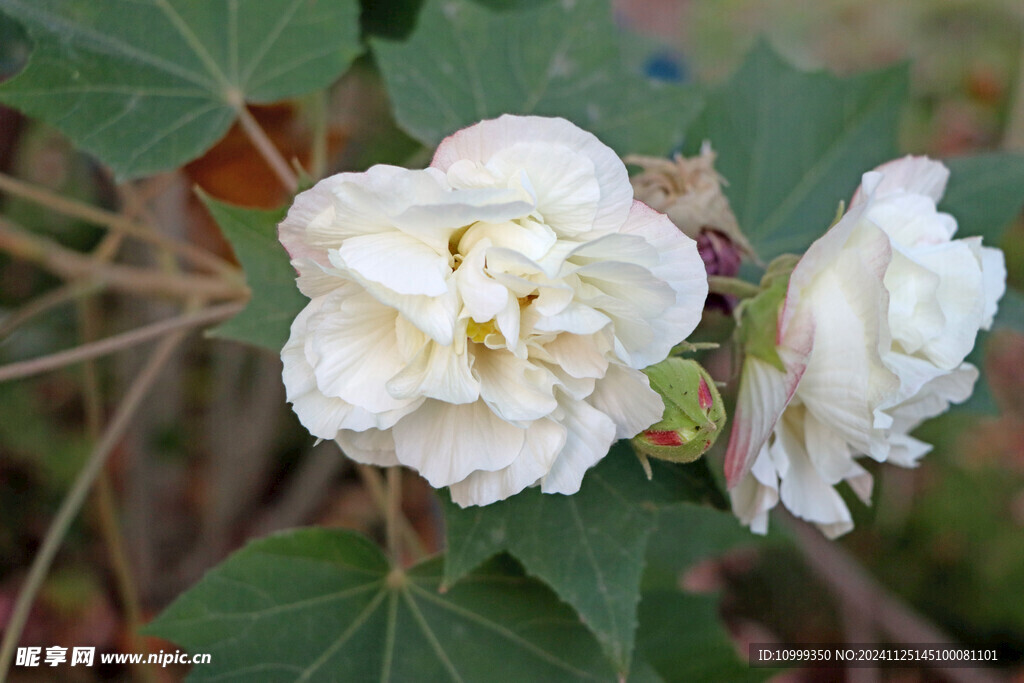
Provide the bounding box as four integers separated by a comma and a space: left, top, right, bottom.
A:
431, 115, 632, 236
450, 419, 567, 506
305, 290, 412, 414
540, 398, 616, 495
336, 231, 451, 297
386, 340, 479, 405
586, 364, 663, 440
335, 429, 399, 467
474, 348, 558, 422
392, 400, 525, 487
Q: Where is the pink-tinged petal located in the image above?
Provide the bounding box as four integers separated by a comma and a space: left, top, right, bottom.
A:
851, 156, 950, 206
280, 166, 427, 263
292, 257, 347, 299
335, 231, 451, 297
540, 398, 617, 495
450, 419, 567, 507
723, 352, 807, 490
586, 363, 664, 440
335, 429, 399, 467
392, 400, 525, 487
431, 115, 632, 236
278, 172, 358, 266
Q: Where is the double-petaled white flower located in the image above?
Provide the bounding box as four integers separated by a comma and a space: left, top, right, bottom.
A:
726, 156, 1006, 538
279, 115, 708, 506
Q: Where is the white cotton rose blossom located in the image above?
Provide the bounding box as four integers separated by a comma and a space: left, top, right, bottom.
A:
725, 156, 1006, 538
278, 115, 708, 506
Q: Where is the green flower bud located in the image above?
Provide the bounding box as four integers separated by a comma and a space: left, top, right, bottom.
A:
632, 358, 726, 465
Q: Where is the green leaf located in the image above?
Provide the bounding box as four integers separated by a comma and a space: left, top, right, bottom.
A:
371, 0, 701, 156
441, 444, 724, 673
146, 528, 616, 681
636, 591, 766, 683
941, 152, 1024, 244
0, 0, 362, 179
200, 194, 305, 352
642, 503, 776, 592
690, 41, 908, 260
638, 505, 778, 682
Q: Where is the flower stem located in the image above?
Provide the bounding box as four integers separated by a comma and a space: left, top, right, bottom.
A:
386, 467, 402, 566
707, 275, 762, 299
0, 302, 243, 383
0, 330, 186, 679
356, 465, 426, 561
235, 105, 299, 193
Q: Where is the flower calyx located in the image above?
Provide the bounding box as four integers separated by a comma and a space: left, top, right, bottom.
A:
632, 358, 726, 468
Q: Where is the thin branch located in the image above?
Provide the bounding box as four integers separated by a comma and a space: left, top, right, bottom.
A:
0, 172, 238, 278
1003, 37, 1024, 151
0, 330, 186, 678
308, 89, 329, 180
0, 217, 245, 301
783, 513, 999, 683
0, 302, 244, 383
78, 299, 154, 683
235, 105, 299, 193
0, 280, 105, 339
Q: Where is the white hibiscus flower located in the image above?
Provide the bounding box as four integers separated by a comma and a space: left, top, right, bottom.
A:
279, 115, 708, 506
726, 156, 1006, 537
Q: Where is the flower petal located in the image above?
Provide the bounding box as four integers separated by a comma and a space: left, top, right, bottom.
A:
431, 115, 632, 236
723, 353, 806, 489
541, 332, 610, 379
305, 290, 414, 414
586, 363, 663, 440
540, 398, 617, 495
617, 201, 708, 366
386, 340, 479, 405
450, 418, 567, 506
335, 231, 451, 297
473, 348, 558, 422
335, 428, 399, 467
392, 400, 525, 487
282, 298, 419, 436
853, 155, 950, 206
